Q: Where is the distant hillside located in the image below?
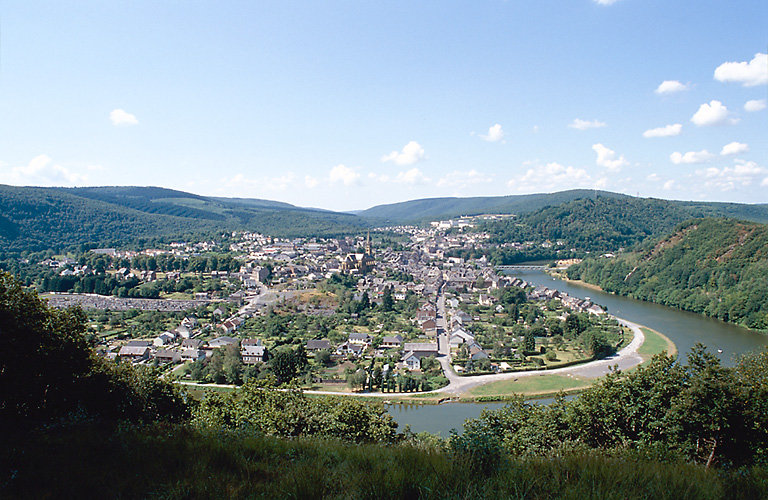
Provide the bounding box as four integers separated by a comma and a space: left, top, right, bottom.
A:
357, 190, 768, 226
0, 185, 368, 253
479, 196, 768, 252
357, 189, 628, 223
568, 218, 768, 330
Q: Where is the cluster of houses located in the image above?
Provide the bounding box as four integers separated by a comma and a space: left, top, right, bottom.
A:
527, 285, 605, 315
113, 333, 268, 366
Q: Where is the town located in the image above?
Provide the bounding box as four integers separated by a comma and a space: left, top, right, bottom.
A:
34, 216, 623, 394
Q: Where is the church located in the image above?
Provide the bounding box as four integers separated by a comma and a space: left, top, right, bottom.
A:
340, 233, 375, 274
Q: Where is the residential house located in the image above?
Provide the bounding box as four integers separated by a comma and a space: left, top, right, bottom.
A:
155, 350, 181, 364
118, 345, 150, 362
449, 328, 475, 347
420, 319, 437, 337
208, 336, 238, 348
306, 339, 332, 351
181, 349, 205, 362
381, 335, 403, 349
241, 343, 268, 364
348, 332, 372, 346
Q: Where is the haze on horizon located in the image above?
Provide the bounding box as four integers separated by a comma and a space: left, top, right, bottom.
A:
0, 1, 766, 212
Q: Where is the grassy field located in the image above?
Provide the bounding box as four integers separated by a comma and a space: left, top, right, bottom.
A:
466, 374, 591, 398
637, 326, 678, 362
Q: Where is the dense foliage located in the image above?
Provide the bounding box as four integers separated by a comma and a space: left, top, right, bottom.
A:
568, 218, 768, 329
479, 196, 768, 253
0, 272, 189, 434
193, 380, 398, 444
457, 346, 768, 469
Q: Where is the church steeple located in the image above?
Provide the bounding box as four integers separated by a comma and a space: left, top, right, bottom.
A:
366, 231, 373, 255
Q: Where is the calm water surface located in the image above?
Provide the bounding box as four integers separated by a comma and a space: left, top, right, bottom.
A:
388, 270, 768, 435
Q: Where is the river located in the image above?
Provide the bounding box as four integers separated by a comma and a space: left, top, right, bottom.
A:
387, 269, 768, 435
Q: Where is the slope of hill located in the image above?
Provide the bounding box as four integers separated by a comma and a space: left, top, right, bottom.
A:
478, 196, 768, 252
567, 218, 768, 330
356, 189, 629, 223
0, 185, 368, 253
357, 190, 768, 226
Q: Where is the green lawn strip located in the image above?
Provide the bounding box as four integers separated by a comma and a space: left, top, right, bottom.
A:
466, 374, 591, 398
637, 326, 677, 362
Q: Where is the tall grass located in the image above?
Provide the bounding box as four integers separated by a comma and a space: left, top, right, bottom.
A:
3, 423, 764, 499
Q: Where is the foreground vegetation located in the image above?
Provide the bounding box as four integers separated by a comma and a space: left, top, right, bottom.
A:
6, 425, 767, 499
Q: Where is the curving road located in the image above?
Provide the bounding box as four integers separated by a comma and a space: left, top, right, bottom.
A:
301, 317, 645, 398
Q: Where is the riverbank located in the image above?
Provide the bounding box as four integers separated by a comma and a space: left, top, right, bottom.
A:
544, 270, 605, 292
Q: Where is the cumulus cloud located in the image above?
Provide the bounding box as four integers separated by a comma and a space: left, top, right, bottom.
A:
670, 150, 714, 165
592, 143, 628, 171
382, 141, 426, 165
697, 159, 767, 191
714, 53, 768, 87
395, 168, 430, 185
744, 99, 767, 112
720, 142, 749, 156
329, 164, 360, 186
569, 118, 606, 130
643, 123, 682, 138
480, 124, 505, 142
437, 169, 493, 188
663, 180, 676, 190
109, 108, 139, 126
691, 100, 734, 126
0, 154, 89, 186
304, 175, 319, 188
762, 177, 768, 187
655, 80, 689, 94
507, 162, 593, 192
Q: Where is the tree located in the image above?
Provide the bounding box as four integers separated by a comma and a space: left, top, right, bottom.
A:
0, 272, 189, 435
524, 330, 536, 353
381, 286, 394, 312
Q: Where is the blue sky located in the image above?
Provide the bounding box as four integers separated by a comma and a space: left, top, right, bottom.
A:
1, 1, 766, 211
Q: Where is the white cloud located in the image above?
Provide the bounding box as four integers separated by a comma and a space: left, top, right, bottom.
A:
437, 169, 493, 188
744, 99, 767, 112
670, 150, 714, 165
0, 154, 88, 186
714, 53, 768, 87
594, 0, 620, 5
655, 80, 689, 94
304, 175, 319, 188
507, 162, 593, 192
329, 164, 360, 186
381, 141, 426, 166
109, 108, 139, 126
762, 177, 768, 187
592, 143, 628, 171
691, 100, 734, 126
663, 180, 676, 190
569, 118, 606, 130
480, 124, 505, 142
647, 173, 661, 182
395, 168, 430, 185
643, 123, 682, 138
696, 159, 767, 191
720, 142, 749, 156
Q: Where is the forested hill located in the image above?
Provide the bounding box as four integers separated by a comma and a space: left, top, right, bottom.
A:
357, 190, 768, 226
356, 189, 629, 223
0, 185, 367, 253
478, 197, 768, 253
567, 218, 768, 331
